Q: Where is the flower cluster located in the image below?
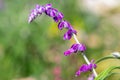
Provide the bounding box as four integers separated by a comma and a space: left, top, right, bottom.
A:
28, 3, 97, 78
75, 60, 97, 77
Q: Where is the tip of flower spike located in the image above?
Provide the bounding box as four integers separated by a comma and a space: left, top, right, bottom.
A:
28, 18, 31, 23
28, 14, 33, 23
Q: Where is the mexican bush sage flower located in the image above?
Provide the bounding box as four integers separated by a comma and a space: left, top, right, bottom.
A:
58, 20, 72, 30
64, 43, 86, 56
75, 60, 97, 77
44, 3, 52, 11
63, 29, 77, 40
53, 12, 64, 22
36, 4, 45, 14
45, 8, 58, 17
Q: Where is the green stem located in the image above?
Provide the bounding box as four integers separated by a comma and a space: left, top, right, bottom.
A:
95, 55, 119, 64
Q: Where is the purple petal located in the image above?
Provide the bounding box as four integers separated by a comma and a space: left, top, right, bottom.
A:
32, 9, 38, 16
80, 64, 89, 72
49, 8, 58, 17
71, 44, 79, 53
63, 21, 72, 29
63, 30, 72, 40
36, 5, 45, 14
58, 20, 72, 30
45, 8, 51, 16
57, 12, 64, 21
78, 44, 86, 52
58, 21, 64, 30
45, 3, 52, 10
53, 16, 59, 22
75, 70, 81, 77
64, 49, 74, 56
63, 29, 77, 40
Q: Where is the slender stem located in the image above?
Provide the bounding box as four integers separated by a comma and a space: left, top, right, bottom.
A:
95, 55, 119, 64
73, 34, 98, 77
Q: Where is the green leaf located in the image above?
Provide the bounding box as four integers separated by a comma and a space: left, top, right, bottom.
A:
104, 72, 120, 80
94, 66, 120, 80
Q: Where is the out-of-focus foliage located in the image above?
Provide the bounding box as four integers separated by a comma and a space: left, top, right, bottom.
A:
0, 0, 120, 80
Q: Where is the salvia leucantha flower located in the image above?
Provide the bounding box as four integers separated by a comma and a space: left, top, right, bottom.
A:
28, 3, 97, 79
75, 60, 97, 77
64, 43, 86, 56
58, 20, 72, 30
63, 29, 77, 40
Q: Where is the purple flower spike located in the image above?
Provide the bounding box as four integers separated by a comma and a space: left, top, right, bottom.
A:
58, 20, 72, 30
63, 29, 77, 40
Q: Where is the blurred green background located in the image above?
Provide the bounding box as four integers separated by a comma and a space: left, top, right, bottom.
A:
0, 0, 120, 80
